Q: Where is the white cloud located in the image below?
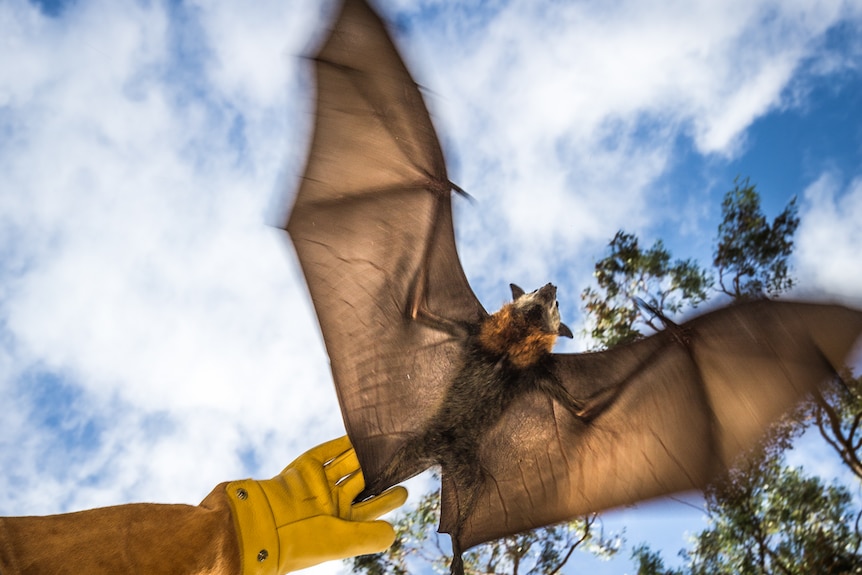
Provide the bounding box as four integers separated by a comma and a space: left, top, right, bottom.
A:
796, 173, 862, 303
0, 0, 345, 516
189, 0, 320, 108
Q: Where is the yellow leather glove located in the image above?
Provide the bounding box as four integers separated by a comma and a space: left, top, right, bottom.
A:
226, 436, 408, 575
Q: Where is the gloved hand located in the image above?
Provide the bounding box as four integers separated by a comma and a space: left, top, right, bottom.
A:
226, 436, 408, 575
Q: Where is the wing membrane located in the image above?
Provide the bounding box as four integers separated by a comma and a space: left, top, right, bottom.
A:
286, 0, 483, 482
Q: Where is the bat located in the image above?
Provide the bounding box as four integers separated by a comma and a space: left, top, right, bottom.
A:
283, 0, 862, 573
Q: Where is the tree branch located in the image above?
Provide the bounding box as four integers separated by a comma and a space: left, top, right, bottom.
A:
814, 391, 862, 481
545, 516, 594, 575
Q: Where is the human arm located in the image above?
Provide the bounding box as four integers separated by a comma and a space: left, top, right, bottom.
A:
0, 436, 407, 575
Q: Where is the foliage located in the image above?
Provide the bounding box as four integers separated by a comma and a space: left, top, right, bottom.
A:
633, 451, 862, 575
581, 178, 800, 338
686, 456, 862, 574
812, 372, 862, 481
713, 177, 798, 299
581, 230, 711, 349
631, 544, 683, 575
349, 481, 620, 575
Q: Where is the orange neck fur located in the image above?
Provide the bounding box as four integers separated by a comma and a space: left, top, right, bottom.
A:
477, 303, 558, 369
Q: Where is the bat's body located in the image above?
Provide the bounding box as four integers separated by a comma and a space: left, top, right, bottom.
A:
284, 1, 862, 573
359, 284, 585, 572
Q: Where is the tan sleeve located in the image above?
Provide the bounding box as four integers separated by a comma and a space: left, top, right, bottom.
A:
0, 483, 240, 575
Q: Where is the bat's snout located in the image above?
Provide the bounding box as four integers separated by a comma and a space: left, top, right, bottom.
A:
537, 283, 557, 303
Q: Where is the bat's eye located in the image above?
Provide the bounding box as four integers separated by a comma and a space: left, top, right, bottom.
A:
555, 301, 559, 308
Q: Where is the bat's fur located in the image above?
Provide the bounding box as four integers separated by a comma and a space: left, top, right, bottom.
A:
478, 302, 559, 368
361, 284, 583, 574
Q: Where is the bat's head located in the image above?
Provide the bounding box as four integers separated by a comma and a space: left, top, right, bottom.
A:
509, 283, 574, 340
477, 283, 573, 368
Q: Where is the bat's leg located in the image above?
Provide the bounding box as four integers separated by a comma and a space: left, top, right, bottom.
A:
450, 538, 465, 575
541, 375, 630, 423
539, 377, 600, 421
356, 437, 430, 501
444, 462, 484, 575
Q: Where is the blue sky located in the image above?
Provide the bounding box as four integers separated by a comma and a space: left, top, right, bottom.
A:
1, 0, 861, 573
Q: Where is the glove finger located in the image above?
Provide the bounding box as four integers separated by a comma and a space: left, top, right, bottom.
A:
302, 435, 353, 465
334, 471, 360, 518
312, 516, 397, 556
339, 519, 398, 555
336, 467, 366, 505
284, 436, 353, 487
281, 516, 398, 572
351, 486, 408, 522
325, 446, 361, 484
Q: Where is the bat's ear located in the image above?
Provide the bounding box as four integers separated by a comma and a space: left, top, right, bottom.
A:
510, 284, 525, 300
558, 323, 574, 338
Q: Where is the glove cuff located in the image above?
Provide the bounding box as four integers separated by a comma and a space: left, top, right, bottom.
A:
225, 480, 280, 575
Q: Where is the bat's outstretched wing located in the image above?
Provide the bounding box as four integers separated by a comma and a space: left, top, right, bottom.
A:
286, 0, 485, 482
450, 301, 862, 548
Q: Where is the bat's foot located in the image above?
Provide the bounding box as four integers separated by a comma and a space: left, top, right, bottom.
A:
355, 470, 402, 503
449, 551, 465, 575
354, 483, 383, 503
354, 489, 371, 503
